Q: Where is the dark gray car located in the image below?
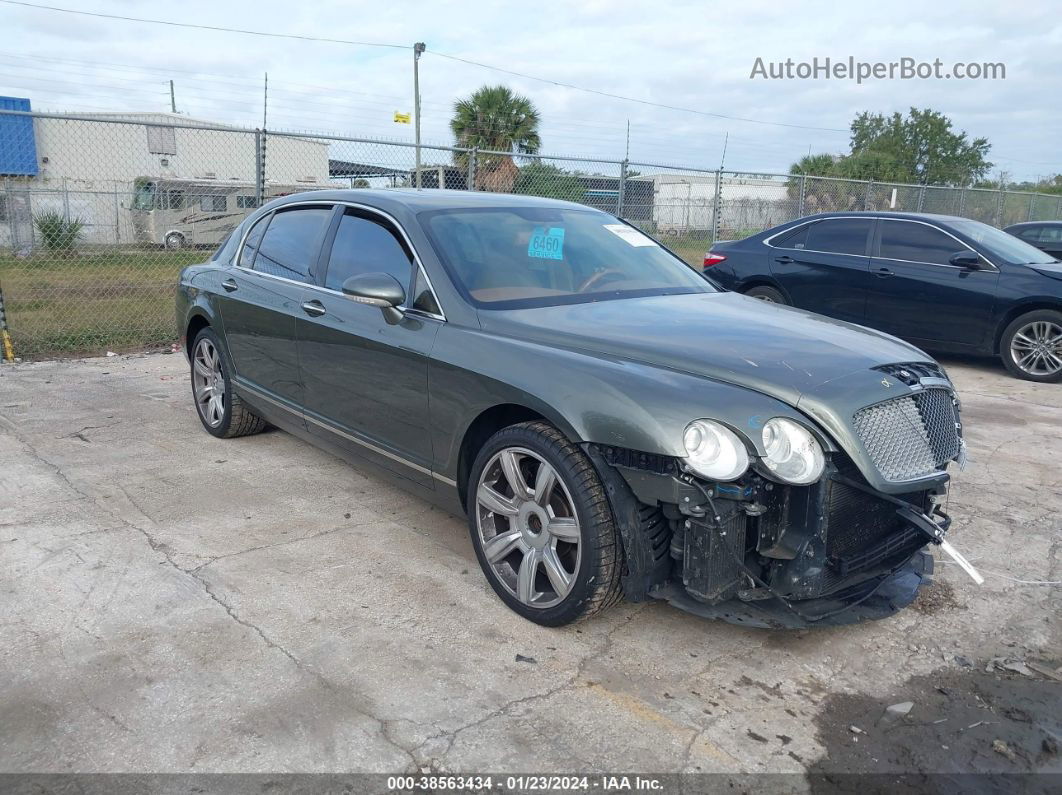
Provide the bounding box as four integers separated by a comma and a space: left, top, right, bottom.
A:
175, 190, 976, 629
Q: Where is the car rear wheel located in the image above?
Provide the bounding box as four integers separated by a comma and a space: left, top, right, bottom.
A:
467, 421, 624, 626
745, 285, 787, 304
165, 232, 185, 250
1000, 310, 1062, 383
190, 327, 268, 437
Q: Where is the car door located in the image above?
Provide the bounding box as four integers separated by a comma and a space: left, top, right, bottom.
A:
864, 218, 1000, 348
296, 206, 442, 487
217, 204, 334, 411
767, 217, 873, 324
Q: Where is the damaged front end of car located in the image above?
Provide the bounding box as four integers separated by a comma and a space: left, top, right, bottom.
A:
586, 361, 979, 629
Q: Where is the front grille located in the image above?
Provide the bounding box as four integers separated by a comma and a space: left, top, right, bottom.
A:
873, 361, 948, 385
852, 388, 961, 482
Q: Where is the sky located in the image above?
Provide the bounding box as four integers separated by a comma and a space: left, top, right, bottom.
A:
0, 0, 1060, 182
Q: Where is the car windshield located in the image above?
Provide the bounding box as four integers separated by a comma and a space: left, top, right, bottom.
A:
421, 206, 714, 308
950, 218, 1058, 265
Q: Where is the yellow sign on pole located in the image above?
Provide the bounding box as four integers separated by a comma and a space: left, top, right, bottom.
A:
393, 111, 411, 124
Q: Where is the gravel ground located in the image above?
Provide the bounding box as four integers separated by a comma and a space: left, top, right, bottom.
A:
0, 351, 1059, 784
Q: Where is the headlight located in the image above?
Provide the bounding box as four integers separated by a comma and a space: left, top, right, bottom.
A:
682, 420, 749, 482
761, 418, 825, 485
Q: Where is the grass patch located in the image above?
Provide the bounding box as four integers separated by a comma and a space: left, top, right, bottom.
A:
0, 248, 204, 358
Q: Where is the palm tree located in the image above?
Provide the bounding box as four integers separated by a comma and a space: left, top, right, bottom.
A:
451, 85, 541, 192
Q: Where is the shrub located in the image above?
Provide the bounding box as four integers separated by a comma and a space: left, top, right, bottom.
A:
34, 211, 85, 252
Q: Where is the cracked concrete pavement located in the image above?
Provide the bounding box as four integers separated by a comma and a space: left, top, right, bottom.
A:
0, 351, 1059, 775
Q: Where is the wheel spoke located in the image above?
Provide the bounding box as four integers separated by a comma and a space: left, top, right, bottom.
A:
532, 461, 558, 507
477, 483, 519, 516
195, 383, 212, 402
500, 450, 532, 500
482, 530, 524, 563
547, 516, 579, 542
541, 546, 573, 598
193, 359, 212, 378
1012, 333, 1036, 350
516, 548, 539, 604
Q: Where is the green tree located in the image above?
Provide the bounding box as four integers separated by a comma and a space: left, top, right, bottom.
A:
513, 162, 585, 202
451, 85, 541, 192
848, 108, 991, 185
792, 109, 992, 188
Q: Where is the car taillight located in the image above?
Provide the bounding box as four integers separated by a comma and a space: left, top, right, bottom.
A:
703, 252, 727, 268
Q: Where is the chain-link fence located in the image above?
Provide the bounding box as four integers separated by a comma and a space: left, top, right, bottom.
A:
2, 108, 1062, 359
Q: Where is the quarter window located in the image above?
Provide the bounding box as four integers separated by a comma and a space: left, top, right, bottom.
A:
411, 267, 441, 315
772, 224, 810, 249
239, 214, 270, 268
324, 211, 413, 293
879, 221, 963, 266
253, 207, 332, 283
804, 218, 872, 255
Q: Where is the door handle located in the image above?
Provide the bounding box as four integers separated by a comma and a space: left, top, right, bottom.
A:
301, 300, 327, 317
221, 278, 238, 292
873, 267, 894, 279
774, 256, 794, 264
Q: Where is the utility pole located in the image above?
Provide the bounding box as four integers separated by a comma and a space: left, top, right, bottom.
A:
624, 120, 630, 161
169, 80, 176, 113
413, 42, 426, 189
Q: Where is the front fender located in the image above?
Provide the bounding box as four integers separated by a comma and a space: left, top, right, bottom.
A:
428, 324, 815, 481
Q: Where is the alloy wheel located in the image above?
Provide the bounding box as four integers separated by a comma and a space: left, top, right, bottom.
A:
193, 338, 226, 427
1010, 320, 1062, 377
474, 447, 582, 609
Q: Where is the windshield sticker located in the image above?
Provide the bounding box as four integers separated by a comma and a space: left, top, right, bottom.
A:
528, 226, 566, 260
604, 224, 658, 247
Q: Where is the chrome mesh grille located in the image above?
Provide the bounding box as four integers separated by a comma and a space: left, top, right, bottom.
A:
852, 388, 961, 482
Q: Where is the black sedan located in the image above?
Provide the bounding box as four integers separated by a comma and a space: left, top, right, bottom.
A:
177, 191, 977, 629
1005, 220, 1062, 261
705, 212, 1062, 382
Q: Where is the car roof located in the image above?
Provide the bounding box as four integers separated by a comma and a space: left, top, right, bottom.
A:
786, 210, 978, 225
1004, 220, 1062, 229
265, 188, 603, 214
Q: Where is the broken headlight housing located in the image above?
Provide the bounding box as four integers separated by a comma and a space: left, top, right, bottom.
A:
761, 418, 825, 485
682, 419, 750, 482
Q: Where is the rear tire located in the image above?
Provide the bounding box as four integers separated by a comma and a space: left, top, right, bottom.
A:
190, 327, 267, 438
467, 421, 624, 626
165, 232, 185, 250
745, 285, 787, 304
1000, 309, 1062, 382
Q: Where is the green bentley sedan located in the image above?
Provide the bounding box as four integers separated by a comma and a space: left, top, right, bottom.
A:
176, 190, 978, 628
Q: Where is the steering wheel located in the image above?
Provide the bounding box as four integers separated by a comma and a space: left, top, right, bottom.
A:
578, 268, 627, 293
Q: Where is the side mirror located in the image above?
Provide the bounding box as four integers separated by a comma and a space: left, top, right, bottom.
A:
341, 272, 406, 325
949, 250, 983, 269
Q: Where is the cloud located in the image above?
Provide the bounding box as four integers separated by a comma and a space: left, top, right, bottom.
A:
0, 0, 1058, 179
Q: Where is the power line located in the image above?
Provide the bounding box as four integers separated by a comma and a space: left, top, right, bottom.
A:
0, 0, 409, 50
1, 0, 850, 134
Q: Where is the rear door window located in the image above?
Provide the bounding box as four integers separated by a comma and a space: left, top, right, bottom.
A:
879, 221, 963, 265
804, 218, 872, 255
253, 206, 333, 283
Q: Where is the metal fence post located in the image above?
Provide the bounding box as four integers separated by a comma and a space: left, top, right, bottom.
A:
917, 185, 926, 213
466, 147, 477, 191
863, 180, 874, 211
1027, 192, 1035, 221
711, 169, 723, 246
1057, 196, 1062, 219
995, 186, 1005, 227
254, 130, 264, 207
798, 175, 806, 217
959, 187, 967, 217
618, 159, 628, 217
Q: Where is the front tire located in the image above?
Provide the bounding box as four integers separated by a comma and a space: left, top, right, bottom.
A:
1000, 310, 1062, 382
745, 285, 787, 304
190, 327, 267, 438
467, 421, 624, 626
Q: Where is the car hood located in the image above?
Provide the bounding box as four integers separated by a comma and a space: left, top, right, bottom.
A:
480, 291, 932, 407
1029, 261, 1062, 281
